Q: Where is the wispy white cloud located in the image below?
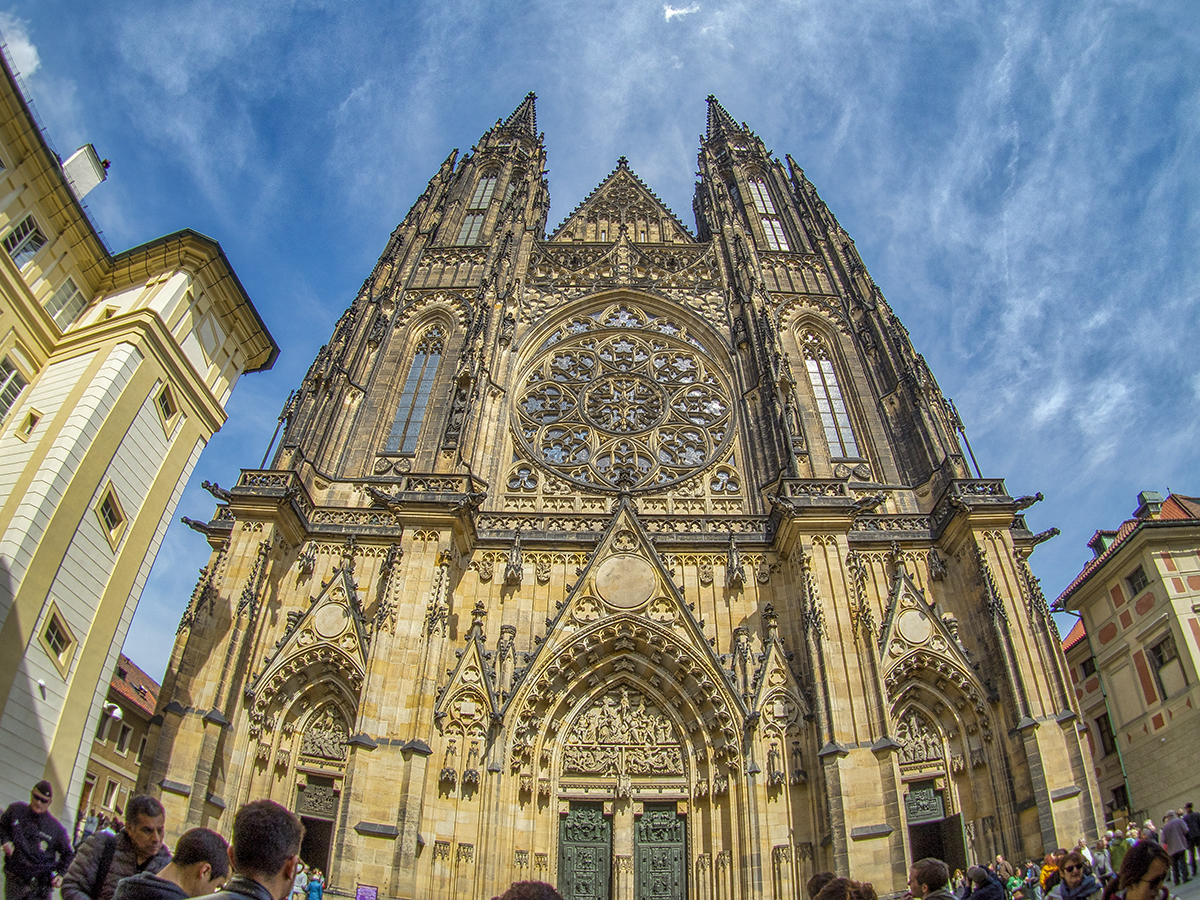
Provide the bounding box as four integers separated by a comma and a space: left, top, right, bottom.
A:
664, 4, 700, 21
11, 0, 1198, 675
0, 12, 40, 77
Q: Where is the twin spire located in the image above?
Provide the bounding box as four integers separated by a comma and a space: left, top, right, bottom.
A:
705, 94, 747, 140
496, 92, 748, 144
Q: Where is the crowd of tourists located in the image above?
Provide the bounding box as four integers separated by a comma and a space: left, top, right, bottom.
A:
4, 777, 1199, 900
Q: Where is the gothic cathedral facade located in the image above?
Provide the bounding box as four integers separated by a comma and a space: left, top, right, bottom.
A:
144, 96, 1101, 900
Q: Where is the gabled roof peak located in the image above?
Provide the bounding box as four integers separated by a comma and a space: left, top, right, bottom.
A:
548, 156, 694, 241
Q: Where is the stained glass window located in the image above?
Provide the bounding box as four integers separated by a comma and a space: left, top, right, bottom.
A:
386, 325, 445, 453
802, 332, 859, 458
746, 178, 789, 250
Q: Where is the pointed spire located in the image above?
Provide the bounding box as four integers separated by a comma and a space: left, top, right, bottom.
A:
706, 94, 742, 140
502, 92, 538, 137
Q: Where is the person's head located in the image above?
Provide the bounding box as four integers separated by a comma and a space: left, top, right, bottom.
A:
1059, 851, 1087, 890
1117, 840, 1170, 900
808, 872, 837, 899
1188, 803, 1194, 812
813, 878, 878, 900
1163, 812, 1174, 822
231, 800, 304, 895
909, 858, 950, 898
170, 828, 230, 897
497, 882, 565, 900
30, 780, 52, 812
967, 867, 989, 887
124, 795, 166, 863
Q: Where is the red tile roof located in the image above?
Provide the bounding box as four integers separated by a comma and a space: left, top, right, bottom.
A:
108, 653, 160, 720
1061, 618, 1087, 653
1161, 494, 1200, 520
1055, 493, 1200, 609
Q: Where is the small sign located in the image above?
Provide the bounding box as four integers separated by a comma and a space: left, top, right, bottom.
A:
904, 784, 944, 824
356, 885, 378, 900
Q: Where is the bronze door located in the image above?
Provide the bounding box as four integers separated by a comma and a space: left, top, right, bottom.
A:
560, 802, 611, 900
635, 803, 686, 900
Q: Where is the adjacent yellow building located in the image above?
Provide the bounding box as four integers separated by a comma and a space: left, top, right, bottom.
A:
1057, 491, 1200, 823
0, 50, 277, 823
76, 654, 161, 835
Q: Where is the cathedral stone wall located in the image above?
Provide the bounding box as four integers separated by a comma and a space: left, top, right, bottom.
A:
142, 96, 1101, 900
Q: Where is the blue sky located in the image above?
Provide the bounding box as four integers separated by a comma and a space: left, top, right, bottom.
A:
4, 1, 1197, 680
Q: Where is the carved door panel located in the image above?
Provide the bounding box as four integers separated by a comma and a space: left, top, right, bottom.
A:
635, 804, 686, 900
560, 802, 611, 900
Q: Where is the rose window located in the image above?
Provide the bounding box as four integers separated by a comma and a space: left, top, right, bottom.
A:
514, 304, 734, 491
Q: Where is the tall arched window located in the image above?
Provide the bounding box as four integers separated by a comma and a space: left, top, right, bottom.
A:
385, 324, 445, 453
457, 173, 497, 245
800, 330, 860, 459
747, 177, 789, 251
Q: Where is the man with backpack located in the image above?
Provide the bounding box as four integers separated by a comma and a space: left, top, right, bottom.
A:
62, 796, 171, 900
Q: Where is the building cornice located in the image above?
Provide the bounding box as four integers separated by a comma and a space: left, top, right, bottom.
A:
1056, 518, 1200, 610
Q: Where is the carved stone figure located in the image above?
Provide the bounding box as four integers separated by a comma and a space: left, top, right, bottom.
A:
300, 708, 349, 761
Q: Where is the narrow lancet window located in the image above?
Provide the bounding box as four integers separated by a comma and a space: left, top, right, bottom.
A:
457, 173, 497, 244
801, 330, 859, 458
386, 325, 445, 453
748, 176, 789, 251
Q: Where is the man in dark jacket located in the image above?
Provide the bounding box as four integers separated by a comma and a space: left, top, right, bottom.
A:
113, 828, 228, 900
0, 780, 73, 900
1185, 802, 1200, 878
62, 795, 170, 900
967, 866, 1007, 900
191, 800, 304, 900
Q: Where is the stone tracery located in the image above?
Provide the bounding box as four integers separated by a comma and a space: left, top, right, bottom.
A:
513, 302, 735, 491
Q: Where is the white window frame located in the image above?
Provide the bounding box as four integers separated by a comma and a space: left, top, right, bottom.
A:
1148, 632, 1186, 699
115, 722, 133, 755
44, 276, 88, 330
3, 214, 48, 269
101, 779, 119, 811
0, 355, 28, 422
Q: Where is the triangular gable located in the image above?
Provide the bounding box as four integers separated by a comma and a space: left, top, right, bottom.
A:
435, 599, 501, 726
549, 158, 695, 243
248, 562, 368, 697
877, 567, 976, 678
750, 606, 811, 721
503, 494, 742, 719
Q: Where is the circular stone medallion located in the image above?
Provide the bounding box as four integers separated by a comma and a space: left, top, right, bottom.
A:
594, 555, 656, 609
314, 603, 349, 639
896, 608, 932, 645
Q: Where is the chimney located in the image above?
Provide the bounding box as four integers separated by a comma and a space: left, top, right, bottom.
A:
1133, 491, 1164, 520
62, 144, 108, 201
